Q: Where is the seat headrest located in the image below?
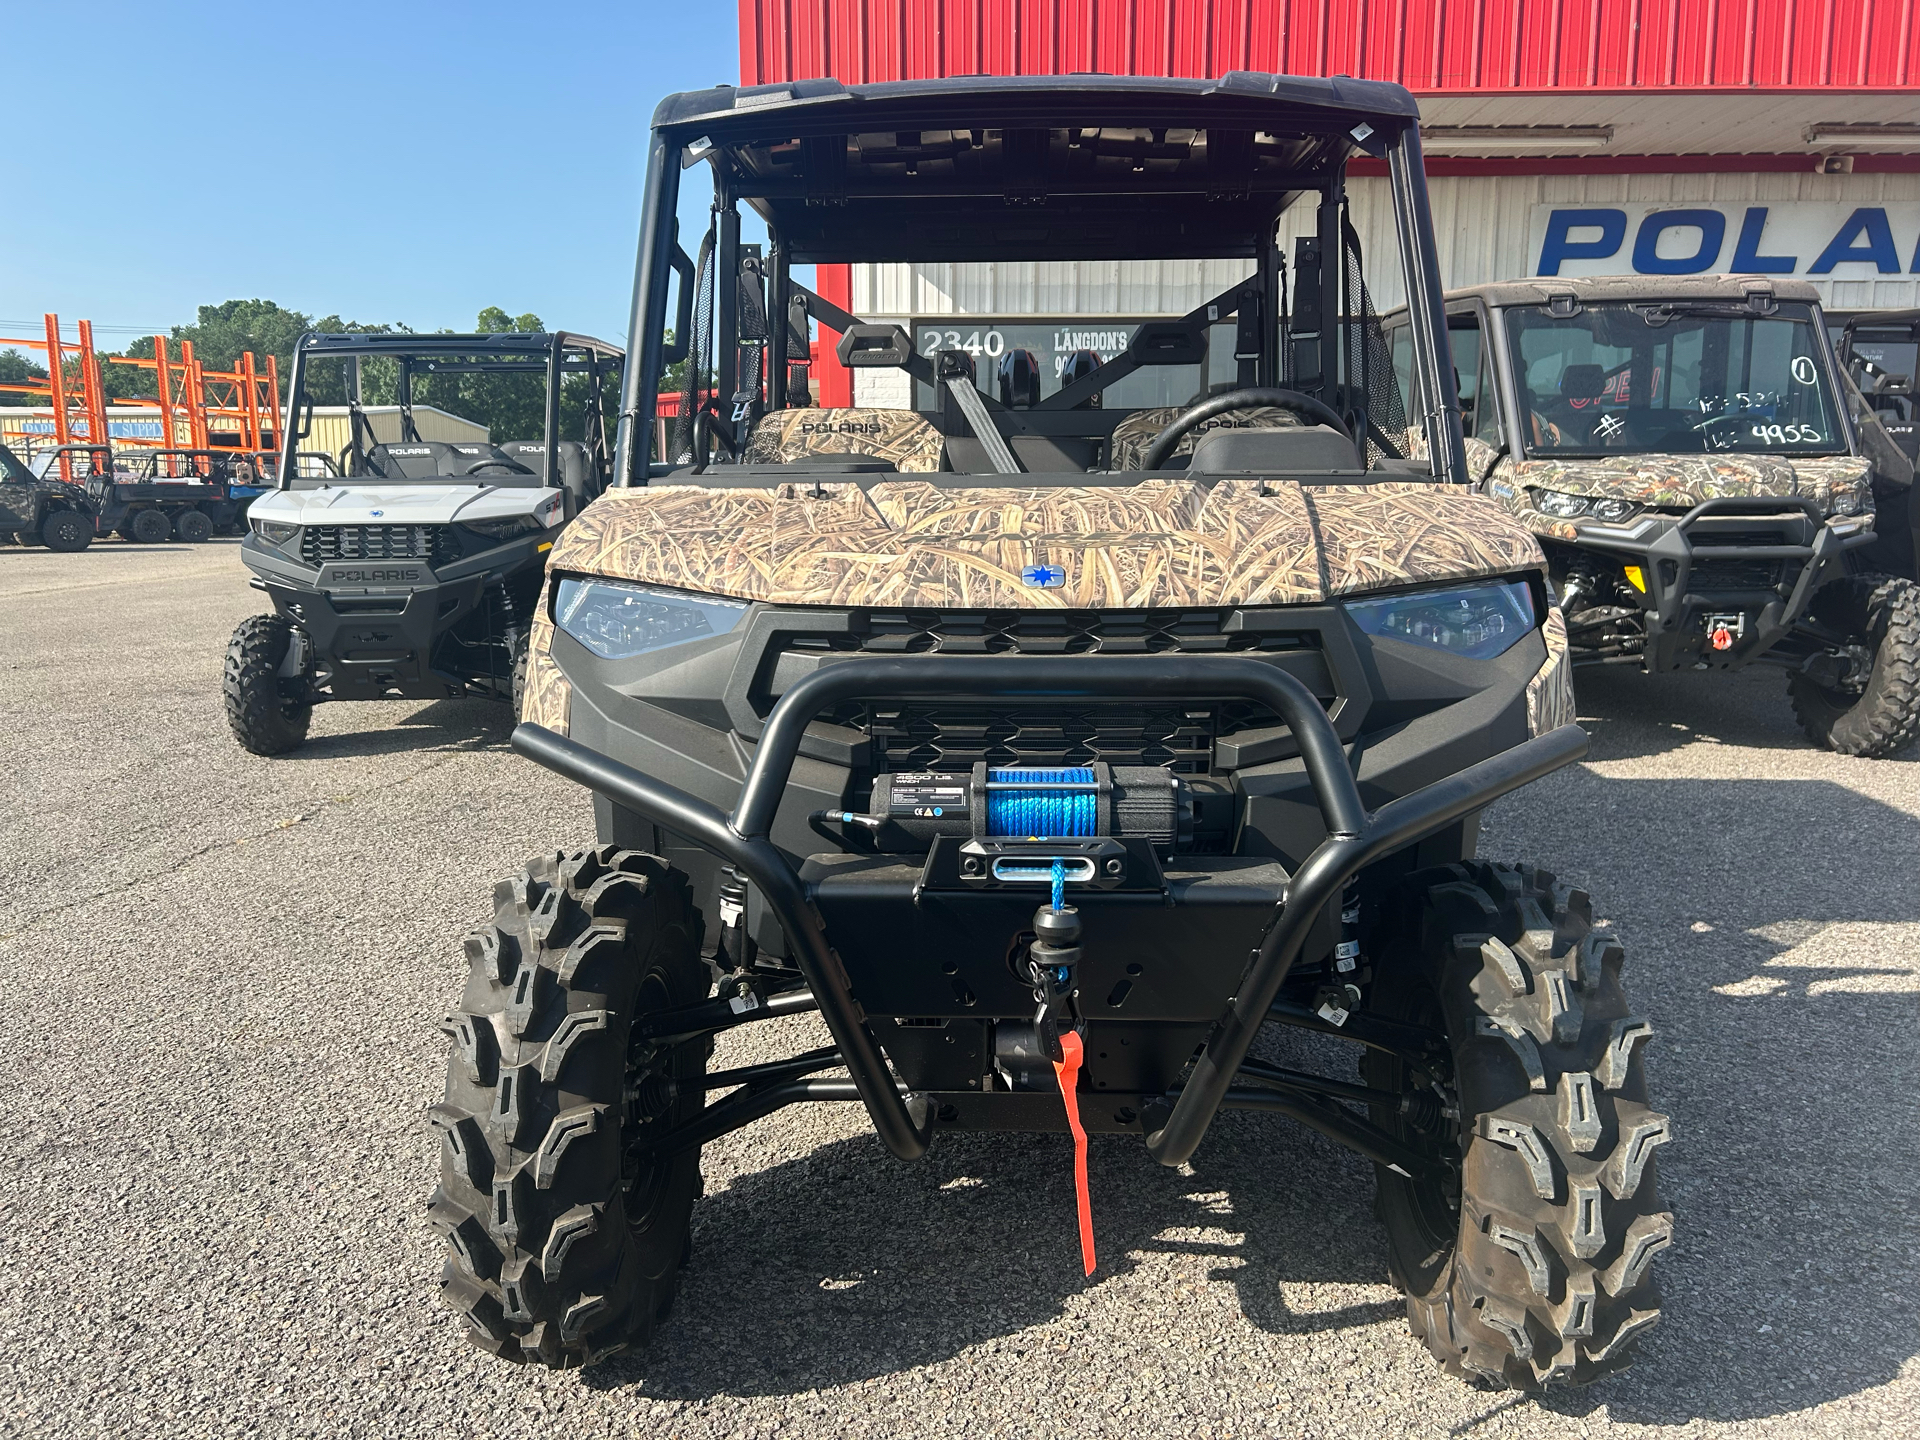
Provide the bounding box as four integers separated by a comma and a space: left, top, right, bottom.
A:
368, 441, 455, 478
1560, 364, 1607, 401
1058, 348, 1104, 409
997, 349, 1042, 408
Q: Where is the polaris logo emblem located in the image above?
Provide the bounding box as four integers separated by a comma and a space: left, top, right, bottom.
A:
369, 509, 384, 517
1021, 564, 1066, 588
330, 568, 421, 583
320, 563, 425, 587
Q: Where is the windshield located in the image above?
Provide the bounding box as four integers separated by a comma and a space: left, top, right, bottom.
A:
289, 343, 620, 486
1505, 302, 1844, 458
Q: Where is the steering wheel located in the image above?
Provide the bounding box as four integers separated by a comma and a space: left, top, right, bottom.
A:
465, 461, 534, 478
1139, 387, 1355, 470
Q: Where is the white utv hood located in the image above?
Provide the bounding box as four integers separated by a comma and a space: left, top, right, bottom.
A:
249, 484, 565, 529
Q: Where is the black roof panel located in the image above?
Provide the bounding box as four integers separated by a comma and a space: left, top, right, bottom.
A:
656, 72, 1417, 264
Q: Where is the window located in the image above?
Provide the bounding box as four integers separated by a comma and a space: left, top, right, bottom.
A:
1505, 302, 1842, 457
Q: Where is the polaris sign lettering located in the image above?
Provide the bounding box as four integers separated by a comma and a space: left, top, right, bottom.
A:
1530, 203, 1920, 279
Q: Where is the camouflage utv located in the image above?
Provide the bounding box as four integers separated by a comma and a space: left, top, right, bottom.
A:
1382, 276, 1920, 757
432, 75, 1672, 1388
0, 441, 94, 551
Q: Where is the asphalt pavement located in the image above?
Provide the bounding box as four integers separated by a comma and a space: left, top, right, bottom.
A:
1, 538, 1914, 1438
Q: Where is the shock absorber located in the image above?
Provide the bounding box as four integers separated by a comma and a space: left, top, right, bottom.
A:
712, 865, 757, 989
1313, 874, 1365, 1026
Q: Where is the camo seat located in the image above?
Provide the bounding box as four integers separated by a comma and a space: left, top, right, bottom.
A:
1107, 405, 1301, 471
743, 408, 944, 473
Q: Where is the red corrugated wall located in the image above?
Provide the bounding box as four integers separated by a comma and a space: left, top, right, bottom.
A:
743, 0, 1920, 90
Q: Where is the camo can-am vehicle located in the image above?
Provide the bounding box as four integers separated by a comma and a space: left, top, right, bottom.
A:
431, 74, 1672, 1388
225, 331, 623, 755
0, 441, 94, 551
1383, 276, 1919, 757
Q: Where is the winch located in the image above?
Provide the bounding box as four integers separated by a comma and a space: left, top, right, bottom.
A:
833, 762, 1191, 852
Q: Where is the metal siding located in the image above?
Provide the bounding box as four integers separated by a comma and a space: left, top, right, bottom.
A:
742, 0, 1920, 89
1274, 171, 1920, 313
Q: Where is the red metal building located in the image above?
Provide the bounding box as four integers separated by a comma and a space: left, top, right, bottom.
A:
739, 1, 1920, 404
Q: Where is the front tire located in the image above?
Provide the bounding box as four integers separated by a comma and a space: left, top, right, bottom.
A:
223, 614, 313, 755
431, 848, 709, 1368
40, 510, 92, 552
1787, 573, 1920, 758
1366, 862, 1671, 1388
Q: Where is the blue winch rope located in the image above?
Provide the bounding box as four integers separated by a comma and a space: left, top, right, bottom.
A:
1051, 856, 1066, 912
986, 767, 1097, 839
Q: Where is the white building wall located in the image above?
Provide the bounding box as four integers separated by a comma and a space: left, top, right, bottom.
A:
1277, 171, 1920, 312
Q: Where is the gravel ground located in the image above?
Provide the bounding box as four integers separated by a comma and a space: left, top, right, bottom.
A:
1, 538, 1914, 1439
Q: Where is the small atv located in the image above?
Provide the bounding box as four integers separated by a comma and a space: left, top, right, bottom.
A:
1382, 276, 1920, 757
224, 330, 622, 755
432, 73, 1670, 1389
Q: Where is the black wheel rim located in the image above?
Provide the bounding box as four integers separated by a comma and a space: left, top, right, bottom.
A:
622, 968, 679, 1228
1378, 980, 1463, 1257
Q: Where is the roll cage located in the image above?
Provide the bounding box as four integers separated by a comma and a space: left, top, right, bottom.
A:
614, 72, 1467, 486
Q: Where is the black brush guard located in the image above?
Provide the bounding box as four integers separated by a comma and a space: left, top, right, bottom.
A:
513, 655, 1588, 1167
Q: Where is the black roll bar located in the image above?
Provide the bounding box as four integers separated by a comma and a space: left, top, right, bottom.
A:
514, 654, 1586, 1167
1386, 121, 1470, 486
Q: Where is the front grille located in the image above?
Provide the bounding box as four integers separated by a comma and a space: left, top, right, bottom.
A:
779, 611, 1323, 775
300, 524, 457, 567
788, 609, 1314, 657
1691, 558, 1784, 593
836, 698, 1282, 773
1690, 528, 1797, 549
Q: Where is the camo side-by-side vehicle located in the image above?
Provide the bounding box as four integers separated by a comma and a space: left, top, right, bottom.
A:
1383, 276, 1920, 757
0, 441, 94, 551
431, 74, 1672, 1389
225, 331, 623, 754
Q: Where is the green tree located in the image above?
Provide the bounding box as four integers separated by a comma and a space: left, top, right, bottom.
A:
0, 351, 48, 407
168, 299, 316, 379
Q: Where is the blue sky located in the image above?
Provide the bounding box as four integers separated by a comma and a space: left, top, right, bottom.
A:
0, 2, 744, 352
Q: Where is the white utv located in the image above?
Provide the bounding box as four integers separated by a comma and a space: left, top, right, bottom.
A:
225, 330, 623, 755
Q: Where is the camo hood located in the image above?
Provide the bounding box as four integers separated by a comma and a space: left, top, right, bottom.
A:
520, 477, 1549, 733
542, 477, 1544, 610
1486, 453, 1872, 540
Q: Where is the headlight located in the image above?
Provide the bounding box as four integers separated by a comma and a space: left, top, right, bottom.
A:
1587, 497, 1640, 523
252, 517, 298, 544
555, 576, 749, 660
1531, 489, 1589, 519
1345, 579, 1537, 661
464, 513, 546, 540
1829, 485, 1867, 518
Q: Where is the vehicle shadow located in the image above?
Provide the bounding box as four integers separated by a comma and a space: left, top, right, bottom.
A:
1482, 769, 1920, 1426
1569, 664, 1870, 762
581, 1098, 1394, 1401
288, 698, 513, 760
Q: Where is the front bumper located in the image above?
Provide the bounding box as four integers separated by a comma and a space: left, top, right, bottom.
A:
512, 654, 1589, 1168
240, 531, 549, 699
1560, 496, 1875, 670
